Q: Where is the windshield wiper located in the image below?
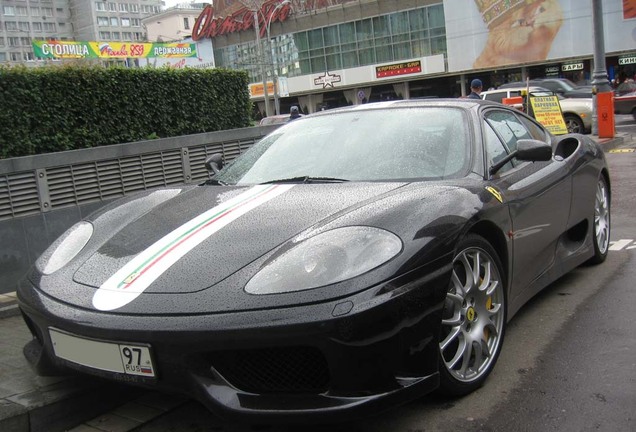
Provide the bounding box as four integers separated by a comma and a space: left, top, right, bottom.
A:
261, 176, 349, 184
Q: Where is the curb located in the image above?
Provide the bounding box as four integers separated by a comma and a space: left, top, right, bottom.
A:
0, 295, 20, 319
1, 379, 145, 432
593, 133, 627, 152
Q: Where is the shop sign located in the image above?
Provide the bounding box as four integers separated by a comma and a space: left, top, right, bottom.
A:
561, 63, 584, 72
529, 96, 568, 135
192, 2, 292, 41
545, 66, 559, 76
375, 60, 422, 78
618, 56, 636, 65
313, 71, 341, 88
250, 81, 275, 98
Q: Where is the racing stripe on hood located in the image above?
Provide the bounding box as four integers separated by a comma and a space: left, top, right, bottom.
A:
92, 184, 294, 311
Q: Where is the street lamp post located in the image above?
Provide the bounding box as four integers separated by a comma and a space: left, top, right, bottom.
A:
265, 0, 291, 116
591, 0, 611, 135
252, 8, 271, 118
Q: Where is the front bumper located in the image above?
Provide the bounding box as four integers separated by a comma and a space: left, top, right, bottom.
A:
18, 267, 448, 422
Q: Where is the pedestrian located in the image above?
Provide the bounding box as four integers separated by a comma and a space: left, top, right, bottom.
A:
289, 105, 301, 121
467, 79, 483, 99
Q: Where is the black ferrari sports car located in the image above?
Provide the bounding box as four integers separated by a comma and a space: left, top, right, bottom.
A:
18, 99, 610, 422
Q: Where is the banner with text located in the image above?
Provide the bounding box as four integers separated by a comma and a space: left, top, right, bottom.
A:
33, 41, 197, 59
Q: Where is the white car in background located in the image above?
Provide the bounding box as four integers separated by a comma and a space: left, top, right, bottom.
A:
480, 87, 593, 134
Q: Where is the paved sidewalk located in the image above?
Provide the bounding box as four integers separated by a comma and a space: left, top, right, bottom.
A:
0, 131, 629, 432
0, 313, 188, 432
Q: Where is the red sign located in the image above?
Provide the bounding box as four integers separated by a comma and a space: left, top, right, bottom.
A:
375, 61, 422, 78
192, 1, 292, 41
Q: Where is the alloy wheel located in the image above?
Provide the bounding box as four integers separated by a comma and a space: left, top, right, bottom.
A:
439, 245, 505, 384
594, 178, 610, 255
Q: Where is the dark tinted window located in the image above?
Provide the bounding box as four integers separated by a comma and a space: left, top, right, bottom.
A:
484, 122, 513, 174
484, 92, 506, 103
485, 110, 532, 154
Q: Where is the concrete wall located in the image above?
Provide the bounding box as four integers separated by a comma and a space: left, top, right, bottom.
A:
0, 125, 277, 294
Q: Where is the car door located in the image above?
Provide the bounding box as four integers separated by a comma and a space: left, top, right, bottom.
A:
483, 109, 572, 301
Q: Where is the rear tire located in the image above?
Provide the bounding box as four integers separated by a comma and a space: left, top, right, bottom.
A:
437, 234, 506, 396
587, 175, 610, 264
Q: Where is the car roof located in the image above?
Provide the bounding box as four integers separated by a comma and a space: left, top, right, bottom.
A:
304, 98, 495, 117
481, 86, 552, 94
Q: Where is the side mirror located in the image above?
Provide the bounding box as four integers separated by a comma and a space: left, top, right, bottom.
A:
489, 139, 552, 175
205, 153, 224, 175
515, 139, 553, 162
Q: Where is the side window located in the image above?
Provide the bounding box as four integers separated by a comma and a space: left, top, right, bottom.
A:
484, 92, 504, 103
518, 115, 549, 141
484, 122, 514, 174
485, 110, 532, 153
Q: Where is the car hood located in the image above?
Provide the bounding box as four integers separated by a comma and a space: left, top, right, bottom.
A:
33, 181, 479, 314
71, 183, 406, 292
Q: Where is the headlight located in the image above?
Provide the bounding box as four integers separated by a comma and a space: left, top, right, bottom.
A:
245, 226, 402, 295
35, 221, 93, 275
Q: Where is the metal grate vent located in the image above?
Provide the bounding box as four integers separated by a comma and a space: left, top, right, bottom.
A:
189, 140, 254, 182
210, 346, 330, 394
47, 150, 184, 211
0, 172, 40, 220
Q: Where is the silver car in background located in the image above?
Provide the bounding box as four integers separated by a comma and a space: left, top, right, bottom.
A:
480, 87, 593, 134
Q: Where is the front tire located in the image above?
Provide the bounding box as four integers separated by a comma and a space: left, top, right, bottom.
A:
437, 234, 506, 396
588, 175, 610, 264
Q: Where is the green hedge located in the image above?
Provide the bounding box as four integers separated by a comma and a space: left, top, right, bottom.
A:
0, 65, 252, 159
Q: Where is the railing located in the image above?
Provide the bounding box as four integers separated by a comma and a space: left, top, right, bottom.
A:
0, 125, 277, 293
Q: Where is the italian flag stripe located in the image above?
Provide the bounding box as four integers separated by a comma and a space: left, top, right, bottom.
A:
93, 184, 293, 311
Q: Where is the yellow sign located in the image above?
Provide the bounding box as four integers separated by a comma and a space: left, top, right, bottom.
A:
249, 81, 275, 98
530, 96, 568, 135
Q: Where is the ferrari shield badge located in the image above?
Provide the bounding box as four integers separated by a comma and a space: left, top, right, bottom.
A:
485, 186, 503, 203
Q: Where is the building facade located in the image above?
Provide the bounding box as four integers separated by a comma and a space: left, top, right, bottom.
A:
0, 0, 163, 66
192, 0, 636, 117
142, 2, 208, 42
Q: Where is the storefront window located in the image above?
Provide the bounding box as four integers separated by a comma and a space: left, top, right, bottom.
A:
408, 8, 427, 31
310, 56, 326, 72
376, 45, 393, 63
393, 42, 411, 60
342, 50, 358, 68
412, 39, 431, 58
359, 48, 375, 65
323, 26, 339, 47
373, 15, 390, 37
431, 36, 446, 55
309, 28, 323, 48
428, 4, 445, 29
338, 22, 355, 44
213, 3, 447, 83
326, 53, 342, 70
356, 19, 373, 41
295, 32, 309, 51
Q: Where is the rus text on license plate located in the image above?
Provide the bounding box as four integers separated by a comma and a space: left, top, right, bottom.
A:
49, 328, 156, 377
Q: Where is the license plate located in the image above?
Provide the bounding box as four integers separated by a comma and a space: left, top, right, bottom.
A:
49, 328, 156, 378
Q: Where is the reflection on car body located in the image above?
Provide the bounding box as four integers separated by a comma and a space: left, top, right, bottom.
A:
18, 99, 610, 423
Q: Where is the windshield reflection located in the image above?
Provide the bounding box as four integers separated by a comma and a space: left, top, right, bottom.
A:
215, 107, 470, 185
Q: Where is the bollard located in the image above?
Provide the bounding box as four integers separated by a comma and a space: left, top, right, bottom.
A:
596, 92, 615, 139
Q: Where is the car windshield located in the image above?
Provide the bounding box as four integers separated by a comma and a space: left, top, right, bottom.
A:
215, 107, 470, 185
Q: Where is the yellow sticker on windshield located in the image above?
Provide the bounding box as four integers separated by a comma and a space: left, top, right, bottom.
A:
486, 186, 503, 203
